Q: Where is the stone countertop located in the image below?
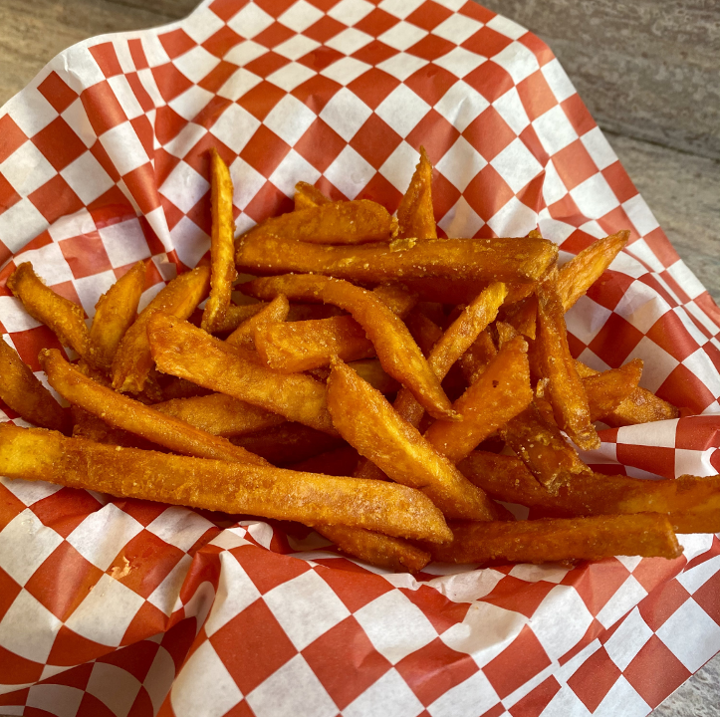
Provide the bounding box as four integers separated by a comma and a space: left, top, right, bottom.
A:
0, 1, 718, 715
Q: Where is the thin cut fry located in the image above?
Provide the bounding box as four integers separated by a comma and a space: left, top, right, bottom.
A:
111, 266, 210, 394
0, 339, 68, 432
87, 260, 146, 371
201, 149, 238, 333
397, 146, 436, 241
226, 294, 289, 349
294, 181, 332, 211
7, 263, 90, 358
583, 359, 644, 422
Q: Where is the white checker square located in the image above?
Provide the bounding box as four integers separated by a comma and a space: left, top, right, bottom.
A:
4, 88, 57, 137
246, 521, 274, 548
0, 295, 39, 332
279, 0, 324, 32
174, 46, 221, 84
320, 56, 372, 85
171, 640, 243, 717
434, 46, 485, 77
355, 590, 437, 664
114, 40, 134, 74
87, 663, 141, 717
593, 675, 650, 717
543, 685, 593, 716
435, 81, 489, 133
684, 348, 720, 397
578, 219, 607, 239
230, 156, 267, 210
0, 475, 62, 506
66, 503, 143, 571
0, 509, 63, 585
274, 35, 321, 61
65, 573, 145, 646
61, 98, 97, 148
537, 215, 575, 244
380, 141, 424, 192
677, 554, 720, 594
267, 63, 316, 92
140, 35, 171, 69
0, 140, 57, 195
99, 121, 149, 176
565, 295, 612, 344
508, 563, 570, 584
183, 5, 226, 44
75, 271, 117, 317
377, 53, 429, 81
144, 647, 177, 714
224, 40, 268, 67
0, 590, 62, 663
148, 554, 192, 616
264, 95, 317, 146
27, 684, 83, 717
436, 136, 486, 192
376, 84, 430, 137
0, 199, 48, 254
263, 570, 350, 650
493, 87, 530, 135
161, 161, 210, 213
625, 237, 665, 272
269, 149, 321, 197
60, 151, 115, 205
428, 671, 499, 717
378, 0, 425, 19
326, 28, 373, 55
170, 216, 210, 269
570, 172, 620, 219
379, 20, 428, 51
209, 527, 253, 550
486, 14, 527, 40
319, 87, 372, 141
614, 279, 671, 333
596, 574, 647, 629
675, 446, 716, 479
677, 534, 715, 564
542, 159, 568, 206
667, 260, 705, 301
328, 0, 375, 25
492, 41, 539, 84
180, 579, 216, 630
438, 196, 484, 238
616, 418, 677, 452
604, 608, 653, 671
344, 668, 424, 717
146, 506, 214, 552
580, 126, 618, 170
657, 598, 720, 672
622, 193, 660, 236
432, 14, 483, 44
17, 240, 73, 284
136, 67, 164, 107
325, 145, 375, 198
490, 137, 543, 193
246, 654, 337, 717
210, 103, 261, 154
217, 67, 262, 101
540, 57, 577, 103
98, 217, 152, 267
487, 195, 538, 238
168, 85, 216, 122
227, 3, 274, 39
533, 104, 578, 156
107, 74, 144, 120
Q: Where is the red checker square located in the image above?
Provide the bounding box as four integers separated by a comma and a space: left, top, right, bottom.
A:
407, 111, 459, 163
305, 15, 345, 43
658, 363, 716, 414
566, 330, 586, 359
519, 33, 553, 66
28, 175, 84, 224
89, 43, 123, 77
25, 542, 103, 622
128, 38, 148, 70
88, 186, 133, 213
159, 615, 197, 673
644, 227, 678, 268
400, 585, 470, 634
130, 115, 155, 157
358, 172, 403, 214
121, 601, 168, 647
517, 172, 545, 213
623, 635, 691, 708
588, 312, 644, 366
186, 196, 213, 236
352, 39, 397, 66
660, 270, 691, 305
692, 572, 720, 625
0, 115, 27, 164
479, 706, 505, 717
350, 115, 402, 169
186, 132, 235, 177
209, 0, 244, 22
465, 165, 514, 221
314, 176, 345, 201
40, 661, 93, 689
152, 63, 194, 103
81, 81, 128, 136
550, 139, 598, 191
405, 63, 457, 107
646, 311, 696, 362
298, 46, 345, 73
463, 26, 513, 58
484, 576, 556, 619
547, 193, 587, 225
126, 72, 154, 113
255, 0, 297, 14
31, 486, 103, 538
597, 206, 640, 243
0, 645, 43, 685
0, 173, 21, 214
483, 625, 552, 699
160, 195, 185, 232
586, 269, 635, 312
127, 688, 154, 717
0, 240, 10, 271
211, 598, 297, 694
295, 119, 347, 172
675, 414, 720, 451
0, 485, 25, 532
8, 326, 64, 372
89, 138, 122, 182
38, 72, 78, 114
203, 25, 243, 58
302, 616, 391, 709
76, 692, 118, 717
305, 0, 337, 11
407, 0, 453, 30
430, 170, 461, 221
518, 124, 549, 167
355, 8, 399, 37
559, 229, 597, 254
0, 567, 21, 619
31, 117, 87, 172
317, 563, 392, 613
123, 163, 162, 216
396, 638, 478, 706
240, 125, 291, 177
695, 293, 720, 330
293, 75, 342, 114
112, 498, 171, 528
155, 105, 187, 146
255, 22, 295, 49
219, 701, 255, 717
158, 28, 196, 59
637, 577, 691, 632
408, 35, 455, 62
59, 232, 112, 279
616, 444, 676, 480
563, 559, 631, 615
558, 618, 604, 666
460, 2, 495, 23
235, 544, 310, 594
602, 161, 637, 204
463, 107, 515, 162
198, 60, 239, 94
705, 342, 720, 377
194, 95, 233, 129
561, 93, 596, 137
348, 67, 400, 110
566, 646, 621, 712
509, 675, 561, 717
239, 81, 292, 122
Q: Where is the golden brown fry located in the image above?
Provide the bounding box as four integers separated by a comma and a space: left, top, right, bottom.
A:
226, 294, 289, 350
201, 149, 238, 333
87, 261, 146, 371
428, 513, 682, 564
236, 234, 558, 285
205, 302, 267, 334
148, 313, 337, 435
501, 294, 537, 340
245, 274, 454, 419
557, 231, 629, 311
404, 310, 443, 357
583, 359, 644, 422
42, 348, 267, 465
0, 339, 68, 432
71, 405, 156, 449
7, 263, 90, 358
0, 424, 452, 542
397, 146, 436, 241
327, 358, 498, 521
112, 266, 210, 394
459, 329, 497, 385
397, 278, 534, 306
294, 181, 332, 211
312, 359, 399, 394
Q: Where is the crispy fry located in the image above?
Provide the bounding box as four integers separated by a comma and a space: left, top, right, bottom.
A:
501, 294, 537, 340
0, 339, 68, 432
226, 294, 289, 350
112, 266, 210, 394
0, 424, 452, 542
583, 359, 644, 422
428, 513, 682, 564
148, 313, 337, 435
7, 263, 90, 358
236, 235, 559, 285
459, 329, 497, 384
404, 310, 443, 357
42, 349, 267, 465
312, 359, 399, 394
327, 358, 498, 521
245, 274, 454, 419
202, 149, 238, 333
231, 422, 343, 464
294, 181, 332, 211
397, 146, 436, 241
205, 302, 267, 334
71, 405, 156, 449
397, 278, 535, 306
87, 261, 146, 372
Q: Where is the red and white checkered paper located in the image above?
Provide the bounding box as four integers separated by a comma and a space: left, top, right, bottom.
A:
1, 0, 719, 715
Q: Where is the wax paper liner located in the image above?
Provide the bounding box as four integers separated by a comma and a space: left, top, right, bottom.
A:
1, 0, 719, 715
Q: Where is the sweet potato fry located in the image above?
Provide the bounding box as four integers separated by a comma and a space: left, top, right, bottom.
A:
583, 359, 644, 422
148, 313, 337, 435
236, 234, 559, 285
226, 294, 289, 350
397, 147, 436, 241
87, 261, 145, 372
245, 274, 454, 419
404, 310, 443, 357
395, 278, 534, 306
42, 348, 267, 465
70, 405, 157, 449
0, 339, 68, 432
327, 358, 498, 521
428, 513, 682, 564
112, 266, 210, 394
205, 302, 268, 334
312, 359, 399, 394
201, 149, 238, 333
0, 424, 452, 542
294, 181, 332, 211
7, 263, 90, 358
459, 329, 497, 385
